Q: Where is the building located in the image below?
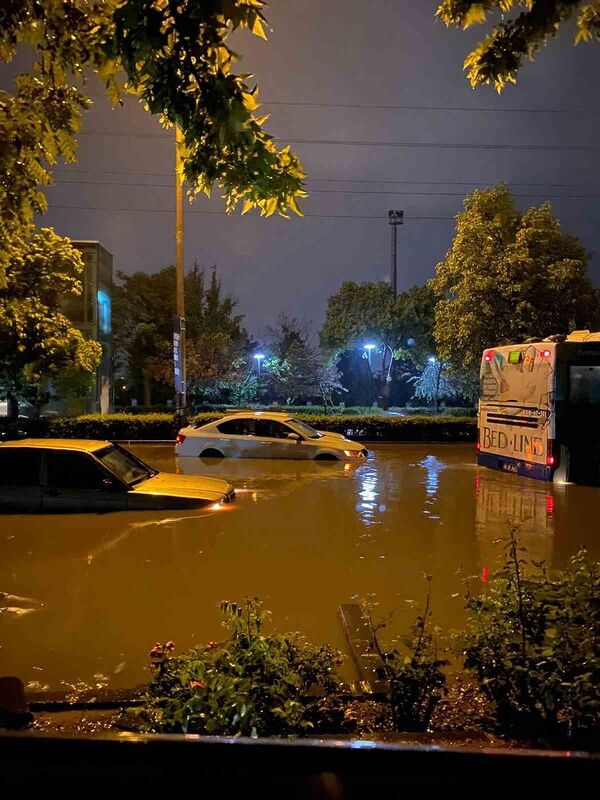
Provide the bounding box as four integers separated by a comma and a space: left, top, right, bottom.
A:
59, 241, 114, 414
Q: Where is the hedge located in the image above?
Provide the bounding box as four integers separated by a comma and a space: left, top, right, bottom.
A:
22, 412, 476, 443
115, 404, 477, 417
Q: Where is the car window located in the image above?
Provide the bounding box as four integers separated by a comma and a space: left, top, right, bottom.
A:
217, 419, 255, 436
96, 444, 152, 486
0, 449, 41, 486
46, 451, 106, 490
288, 418, 323, 439
254, 420, 294, 439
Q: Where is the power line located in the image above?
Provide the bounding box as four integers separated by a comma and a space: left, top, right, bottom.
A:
42, 203, 455, 220
284, 138, 600, 152
74, 130, 600, 151
52, 167, 590, 188
84, 92, 600, 115
260, 100, 600, 116
40, 203, 600, 223
50, 178, 600, 200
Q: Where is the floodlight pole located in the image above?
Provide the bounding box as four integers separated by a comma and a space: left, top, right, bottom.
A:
388, 209, 404, 297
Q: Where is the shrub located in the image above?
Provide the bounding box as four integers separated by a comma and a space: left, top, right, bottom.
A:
362, 580, 448, 732
463, 533, 600, 749
27, 412, 182, 440
114, 405, 175, 414
139, 598, 342, 737
403, 406, 476, 417
277, 414, 476, 442
24, 412, 476, 442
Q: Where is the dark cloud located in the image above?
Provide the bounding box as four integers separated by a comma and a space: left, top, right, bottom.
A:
4, 1, 599, 332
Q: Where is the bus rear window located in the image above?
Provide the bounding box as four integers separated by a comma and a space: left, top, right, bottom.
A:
569, 366, 600, 404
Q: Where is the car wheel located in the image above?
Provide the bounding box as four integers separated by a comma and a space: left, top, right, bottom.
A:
200, 448, 225, 459
314, 453, 339, 461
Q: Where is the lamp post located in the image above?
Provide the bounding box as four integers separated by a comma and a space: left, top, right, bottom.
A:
254, 353, 265, 376
364, 344, 376, 408
174, 123, 186, 411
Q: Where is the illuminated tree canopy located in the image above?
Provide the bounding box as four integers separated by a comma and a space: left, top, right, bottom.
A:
0, 228, 102, 413
432, 184, 600, 370
0, 0, 305, 279
437, 0, 600, 91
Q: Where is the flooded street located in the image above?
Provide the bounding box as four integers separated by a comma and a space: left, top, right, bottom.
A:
1, 443, 598, 693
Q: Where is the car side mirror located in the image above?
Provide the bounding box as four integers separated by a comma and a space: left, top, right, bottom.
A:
286, 432, 301, 442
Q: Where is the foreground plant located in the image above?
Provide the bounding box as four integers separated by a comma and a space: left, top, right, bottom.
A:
464, 532, 600, 748
140, 599, 342, 737
363, 579, 448, 732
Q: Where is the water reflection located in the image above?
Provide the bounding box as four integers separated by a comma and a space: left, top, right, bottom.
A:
354, 463, 381, 527
474, 468, 554, 569
416, 454, 448, 521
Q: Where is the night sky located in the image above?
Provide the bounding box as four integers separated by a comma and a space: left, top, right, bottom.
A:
3, 1, 599, 333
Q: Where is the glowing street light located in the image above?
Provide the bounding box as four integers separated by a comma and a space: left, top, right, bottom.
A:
254, 353, 265, 375
363, 344, 377, 408
363, 343, 376, 367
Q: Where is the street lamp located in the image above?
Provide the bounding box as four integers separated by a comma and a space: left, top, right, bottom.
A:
254, 353, 265, 375
363, 343, 376, 367
363, 344, 376, 408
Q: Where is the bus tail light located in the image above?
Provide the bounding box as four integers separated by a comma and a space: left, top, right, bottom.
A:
546, 440, 559, 467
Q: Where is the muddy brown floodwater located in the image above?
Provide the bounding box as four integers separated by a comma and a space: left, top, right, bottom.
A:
0, 443, 598, 694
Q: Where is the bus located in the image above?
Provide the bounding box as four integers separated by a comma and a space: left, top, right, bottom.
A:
477, 331, 600, 484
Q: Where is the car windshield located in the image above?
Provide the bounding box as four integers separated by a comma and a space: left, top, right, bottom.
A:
97, 444, 155, 486
288, 418, 324, 439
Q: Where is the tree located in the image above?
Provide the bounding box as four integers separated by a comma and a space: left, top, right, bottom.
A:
408, 358, 460, 413
259, 314, 343, 405
0, 228, 101, 416
436, 1, 600, 92
432, 184, 600, 371
320, 282, 436, 409
0, 1, 305, 283
112, 264, 246, 405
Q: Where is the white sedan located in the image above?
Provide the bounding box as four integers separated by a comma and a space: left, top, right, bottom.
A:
175, 412, 368, 461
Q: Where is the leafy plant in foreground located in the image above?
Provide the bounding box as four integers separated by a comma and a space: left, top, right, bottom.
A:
363, 578, 448, 732
463, 532, 600, 748
140, 599, 342, 737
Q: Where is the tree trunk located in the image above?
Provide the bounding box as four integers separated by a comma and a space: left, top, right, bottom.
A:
381, 378, 392, 411
142, 371, 152, 407
6, 391, 18, 421
380, 347, 394, 411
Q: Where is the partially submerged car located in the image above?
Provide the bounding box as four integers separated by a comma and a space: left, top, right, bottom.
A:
0, 439, 235, 512
176, 412, 368, 461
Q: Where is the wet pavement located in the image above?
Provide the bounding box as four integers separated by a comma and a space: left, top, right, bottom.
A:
1, 443, 598, 693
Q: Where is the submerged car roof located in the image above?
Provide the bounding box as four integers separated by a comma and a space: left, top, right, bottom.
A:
0, 438, 111, 453
220, 411, 293, 421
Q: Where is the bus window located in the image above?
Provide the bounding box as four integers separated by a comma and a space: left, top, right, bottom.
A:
569, 366, 600, 404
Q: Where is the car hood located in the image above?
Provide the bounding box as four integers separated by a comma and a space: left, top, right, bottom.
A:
128, 472, 233, 502
314, 431, 364, 450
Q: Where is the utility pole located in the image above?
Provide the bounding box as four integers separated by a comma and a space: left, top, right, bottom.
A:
174, 124, 187, 410
388, 209, 404, 297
